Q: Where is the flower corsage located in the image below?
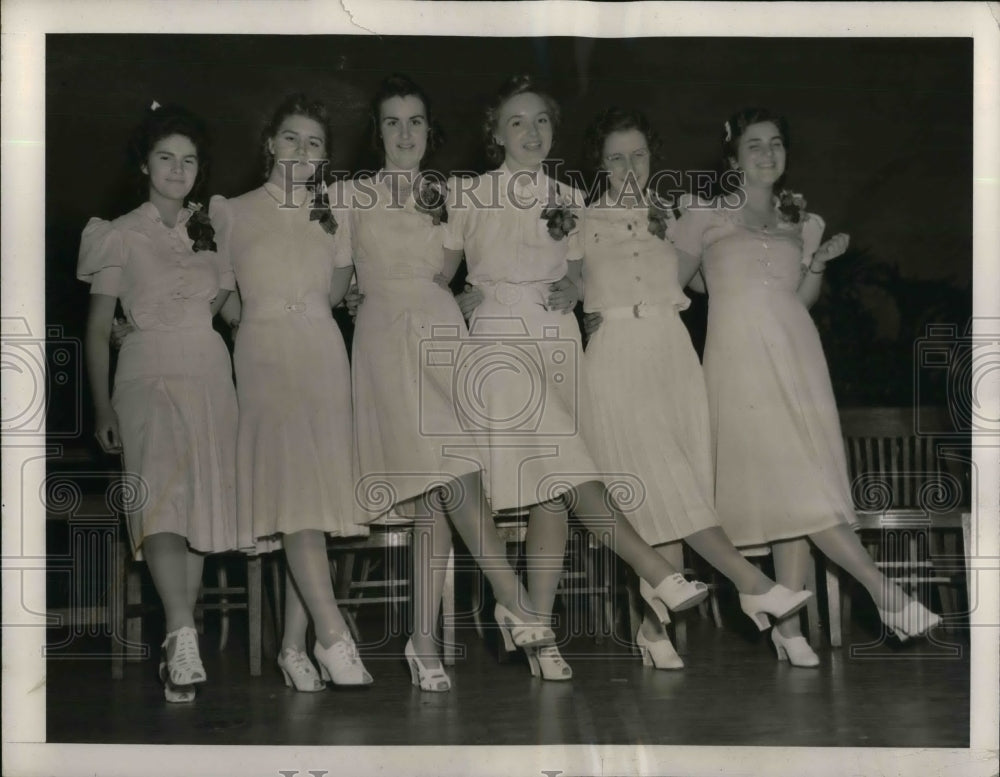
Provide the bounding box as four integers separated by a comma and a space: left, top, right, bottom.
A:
540, 182, 578, 241
186, 202, 218, 252
309, 182, 339, 237
413, 175, 448, 225
776, 190, 807, 225
647, 192, 680, 241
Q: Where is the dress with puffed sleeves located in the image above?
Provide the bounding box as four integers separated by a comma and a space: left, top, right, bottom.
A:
77, 202, 239, 557
668, 199, 857, 546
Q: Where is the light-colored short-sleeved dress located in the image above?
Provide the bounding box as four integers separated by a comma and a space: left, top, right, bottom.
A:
211, 184, 368, 548
579, 199, 717, 545
443, 165, 601, 511
77, 202, 238, 557
346, 176, 485, 519
668, 199, 857, 546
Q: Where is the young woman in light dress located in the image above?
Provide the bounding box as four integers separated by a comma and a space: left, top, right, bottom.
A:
665, 108, 941, 663
344, 74, 557, 691
212, 94, 375, 689
80, 104, 238, 702
449, 76, 812, 681
577, 107, 812, 669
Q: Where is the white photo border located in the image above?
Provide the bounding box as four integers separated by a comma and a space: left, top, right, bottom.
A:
2, 2, 998, 776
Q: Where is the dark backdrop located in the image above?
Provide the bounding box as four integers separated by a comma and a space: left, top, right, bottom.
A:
46, 34, 973, 439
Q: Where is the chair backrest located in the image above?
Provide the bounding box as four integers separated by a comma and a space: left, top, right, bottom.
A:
839, 406, 968, 513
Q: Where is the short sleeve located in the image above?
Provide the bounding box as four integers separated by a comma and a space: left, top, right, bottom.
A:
442, 175, 467, 251
800, 212, 826, 264
666, 195, 714, 259
77, 218, 125, 297
208, 195, 236, 288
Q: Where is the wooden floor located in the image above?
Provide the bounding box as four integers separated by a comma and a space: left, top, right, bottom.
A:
45, 605, 969, 748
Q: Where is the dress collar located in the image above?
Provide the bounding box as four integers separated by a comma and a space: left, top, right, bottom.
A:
263, 181, 312, 208
138, 201, 192, 228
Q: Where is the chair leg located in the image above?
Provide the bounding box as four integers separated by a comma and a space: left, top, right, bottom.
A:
825, 562, 842, 647
708, 575, 724, 630
269, 555, 284, 640
470, 568, 486, 640
442, 546, 456, 667
111, 536, 128, 679
217, 564, 230, 651
962, 513, 972, 617
938, 531, 959, 632
804, 554, 822, 649
125, 563, 142, 662
673, 618, 688, 653
247, 555, 262, 677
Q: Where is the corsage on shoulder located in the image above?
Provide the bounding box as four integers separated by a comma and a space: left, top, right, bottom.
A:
647, 192, 682, 240
186, 202, 217, 252
309, 181, 339, 236
414, 175, 448, 225
541, 181, 577, 241
776, 190, 807, 225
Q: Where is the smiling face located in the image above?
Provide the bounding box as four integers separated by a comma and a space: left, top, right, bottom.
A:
494, 91, 553, 171
267, 113, 327, 186
379, 94, 428, 172
142, 134, 198, 204
731, 121, 786, 188
602, 128, 651, 199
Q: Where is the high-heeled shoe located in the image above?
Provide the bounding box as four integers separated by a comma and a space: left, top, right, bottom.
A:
313, 634, 374, 686
158, 659, 195, 703
494, 603, 556, 652
277, 647, 326, 692
877, 599, 942, 642
639, 573, 709, 625
404, 639, 451, 692
162, 626, 206, 686
635, 630, 684, 670
771, 629, 820, 667
526, 644, 573, 681
738, 584, 814, 631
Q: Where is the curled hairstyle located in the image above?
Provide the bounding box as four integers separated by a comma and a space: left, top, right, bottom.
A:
369, 73, 444, 165
583, 107, 663, 196
127, 103, 212, 203
717, 108, 791, 194
260, 93, 334, 183
483, 74, 561, 166
722, 107, 791, 169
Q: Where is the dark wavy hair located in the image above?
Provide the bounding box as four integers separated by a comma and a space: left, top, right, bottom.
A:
483, 74, 561, 166
127, 103, 211, 204
582, 107, 663, 197
368, 73, 444, 167
259, 93, 333, 183
722, 107, 791, 190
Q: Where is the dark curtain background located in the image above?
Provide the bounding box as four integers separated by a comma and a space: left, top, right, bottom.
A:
45, 35, 972, 444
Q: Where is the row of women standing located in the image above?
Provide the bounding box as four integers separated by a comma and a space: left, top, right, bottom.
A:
80, 73, 940, 704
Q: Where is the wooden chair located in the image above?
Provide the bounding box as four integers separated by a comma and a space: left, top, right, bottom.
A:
43, 462, 264, 677
837, 406, 971, 639
328, 514, 457, 666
